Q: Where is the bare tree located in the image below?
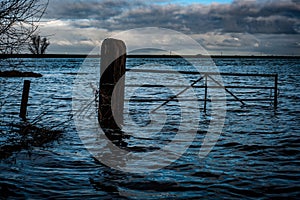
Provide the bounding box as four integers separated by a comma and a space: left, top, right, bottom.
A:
28, 35, 50, 54
0, 0, 48, 54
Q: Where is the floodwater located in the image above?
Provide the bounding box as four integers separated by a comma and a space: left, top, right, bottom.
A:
0, 57, 299, 199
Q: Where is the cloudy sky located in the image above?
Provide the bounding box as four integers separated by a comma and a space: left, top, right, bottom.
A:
40, 0, 300, 55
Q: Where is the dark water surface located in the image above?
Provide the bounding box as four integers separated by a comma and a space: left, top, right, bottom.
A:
0, 57, 299, 199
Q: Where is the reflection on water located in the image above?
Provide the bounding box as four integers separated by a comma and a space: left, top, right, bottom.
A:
0, 58, 300, 199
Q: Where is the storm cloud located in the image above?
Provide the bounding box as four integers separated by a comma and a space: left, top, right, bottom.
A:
45, 0, 300, 34
41, 0, 300, 55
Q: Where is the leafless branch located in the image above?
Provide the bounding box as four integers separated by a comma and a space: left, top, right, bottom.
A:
0, 0, 49, 54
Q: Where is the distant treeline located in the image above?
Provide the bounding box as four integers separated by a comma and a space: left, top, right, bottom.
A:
0, 54, 299, 59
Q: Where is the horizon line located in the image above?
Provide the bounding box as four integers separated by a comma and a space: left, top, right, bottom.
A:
0, 54, 299, 59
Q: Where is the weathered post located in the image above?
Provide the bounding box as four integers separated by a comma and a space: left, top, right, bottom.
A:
204, 74, 207, 114
98, 38, 126, 130
274, 74, 278, 108
20, 80, 30, 120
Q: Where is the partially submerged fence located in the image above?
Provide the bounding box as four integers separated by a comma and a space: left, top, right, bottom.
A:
126, 69, 278, 113
98, 38, 279, 130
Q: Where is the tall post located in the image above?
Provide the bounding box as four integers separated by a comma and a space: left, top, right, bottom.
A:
204, 74, 207, 114
274, 74, 278, 109
98, 38, 126, 130
20, 80, 30, 120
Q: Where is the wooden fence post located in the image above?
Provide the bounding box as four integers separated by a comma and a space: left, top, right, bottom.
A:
20, 80, 30, 120
98, 38, 126, 130
274, 74, 278, 108
204, 74, 207, 114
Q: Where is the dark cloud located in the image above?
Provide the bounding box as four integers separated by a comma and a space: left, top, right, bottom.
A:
221, 0, 300, 34
45, 0, 300, 34
45, 0, 142, 20
41, 0, 299, 55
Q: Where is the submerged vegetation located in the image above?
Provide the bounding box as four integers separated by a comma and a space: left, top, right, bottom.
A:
0, 95, 64, 159
0, 121, 62, 159
0, 100, 66, 159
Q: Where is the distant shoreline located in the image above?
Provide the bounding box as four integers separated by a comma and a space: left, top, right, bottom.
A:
0, 54, 299, 59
